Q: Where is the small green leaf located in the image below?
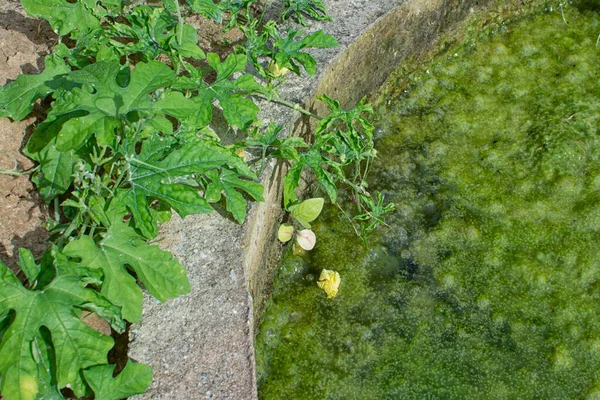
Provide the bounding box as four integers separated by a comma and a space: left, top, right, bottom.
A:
283, 162, 303, 208
205, 168, 265, 223
17, 249, 40, 287
203, 53, 261, 129
30, 140, 78, 203
171, 23, 206, 59
84, 360, 153, 400
278, 224, 294, 243
291, 197, 324, 229
273, 28, 338, 76
186, 0, 223, 22
296, 229, 316, 250
21, 0, 104, 36
281, 0, 332, 26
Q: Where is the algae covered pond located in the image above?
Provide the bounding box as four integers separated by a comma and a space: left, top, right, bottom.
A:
256, 3, 600, 399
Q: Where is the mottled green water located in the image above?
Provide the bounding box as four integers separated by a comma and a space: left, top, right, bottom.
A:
256, 3, 600, 399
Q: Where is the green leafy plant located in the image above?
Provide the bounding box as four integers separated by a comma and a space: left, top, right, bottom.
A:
281, 0, 332, 26
0, 0, 392, 397
239, 20, 339, 79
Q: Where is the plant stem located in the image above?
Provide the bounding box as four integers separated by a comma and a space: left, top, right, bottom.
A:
255, 94, 322, 120
174, 0, 184, 45
174, 0, 185, 74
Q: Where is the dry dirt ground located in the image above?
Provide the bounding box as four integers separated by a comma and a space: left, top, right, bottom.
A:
0, 0, 56, 274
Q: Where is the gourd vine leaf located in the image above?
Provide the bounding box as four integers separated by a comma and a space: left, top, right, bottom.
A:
47, 60, 175, 152
201, 53, 262, 129
272, 27, 338, 76
109, 6, 205, 63
17, 248, 40, 288
123, 134, 263, 237
0, 55, 70, 121
62, 220, 191, 323
154, 91, 211, 130
239, 122, 308, 161
186, 0, 223, 23
314, 94, 375, 163
83, 360, 153, 400
205, 168, 264, 223
354, 192, 395, 233
122, 136, 217, 238
0, 260, 121, 399
284, 149, 339, 208
21, 0, 116, 36
109, 6, 176, 62
281, 0, 332, 26
29, 139, 79, 203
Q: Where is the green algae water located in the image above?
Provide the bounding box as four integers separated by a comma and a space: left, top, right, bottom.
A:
256, 3, 600, 399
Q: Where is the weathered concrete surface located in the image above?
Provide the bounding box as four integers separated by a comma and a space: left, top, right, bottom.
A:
128, 0, 512, 399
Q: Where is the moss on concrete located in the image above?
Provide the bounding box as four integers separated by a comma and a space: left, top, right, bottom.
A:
256, 2, 600, 398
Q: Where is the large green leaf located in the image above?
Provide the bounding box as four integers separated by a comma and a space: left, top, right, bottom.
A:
62, 222, 191, 323
0, 261, 120, 399
123, 135, 259, 237
84, 360, 153, 400
21, 0, 109, 36
0, 55, 69, 120
47, 60, 175, 151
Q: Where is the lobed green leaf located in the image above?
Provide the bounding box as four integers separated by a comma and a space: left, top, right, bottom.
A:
0, 55, 69, 121
0, 260, 120, 399
62, 221, 191, 323
84, 360, 153, 399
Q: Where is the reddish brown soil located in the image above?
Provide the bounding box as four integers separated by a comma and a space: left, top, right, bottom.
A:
0, 1, 57, 275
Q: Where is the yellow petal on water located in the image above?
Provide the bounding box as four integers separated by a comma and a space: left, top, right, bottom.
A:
317, 269, 340, 298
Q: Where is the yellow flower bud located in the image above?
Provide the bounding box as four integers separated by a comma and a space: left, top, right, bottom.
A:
268, 60, 290, 77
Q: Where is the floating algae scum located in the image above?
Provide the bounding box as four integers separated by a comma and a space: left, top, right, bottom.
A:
256, 1, 600, 399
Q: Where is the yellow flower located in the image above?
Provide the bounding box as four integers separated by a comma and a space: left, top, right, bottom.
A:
317, 269, 340, 298
268, 60, 290, 77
